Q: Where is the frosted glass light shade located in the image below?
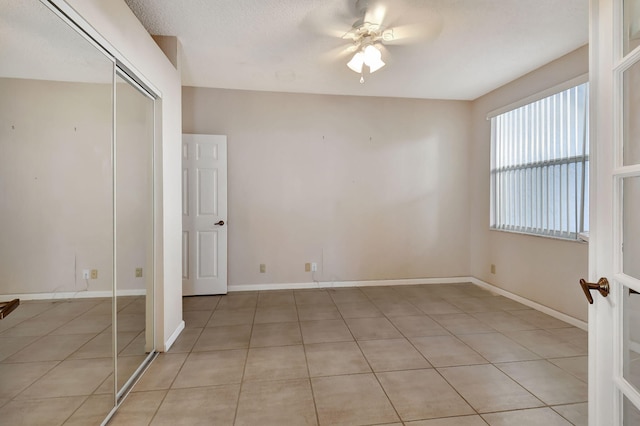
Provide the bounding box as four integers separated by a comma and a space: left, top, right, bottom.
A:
363, 45, 385, 73
347, 52, 364, 73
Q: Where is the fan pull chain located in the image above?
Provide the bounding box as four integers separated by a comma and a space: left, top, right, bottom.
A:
360, 73, 364, 84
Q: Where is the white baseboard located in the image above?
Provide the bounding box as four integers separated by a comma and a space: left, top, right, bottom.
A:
228, 276, 473, 292
228, 276, 587, 331
164, 320, 185, 352
468, 277, 588, 331
4, 289, 147, 301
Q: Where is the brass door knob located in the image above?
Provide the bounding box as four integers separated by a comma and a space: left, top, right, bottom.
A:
579, 278, 610, 304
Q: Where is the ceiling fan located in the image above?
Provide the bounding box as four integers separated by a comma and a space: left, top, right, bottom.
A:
335, 0, 443, 83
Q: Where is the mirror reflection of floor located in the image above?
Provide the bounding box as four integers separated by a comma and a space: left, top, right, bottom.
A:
0, 296, 145, 424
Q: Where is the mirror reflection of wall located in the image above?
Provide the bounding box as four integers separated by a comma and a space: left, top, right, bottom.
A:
0, 1, 155, 423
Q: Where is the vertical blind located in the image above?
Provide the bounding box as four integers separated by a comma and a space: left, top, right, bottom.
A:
490, 82, 589, 240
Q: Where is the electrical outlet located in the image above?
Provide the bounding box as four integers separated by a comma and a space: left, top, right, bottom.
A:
305, 263, 311, 272
135, 268, 143, 278
311, 262, 318, 272
82, 269, 90, 279
260, 264, 266, 273
91, 269, 98, 279
490, 264, 496, 274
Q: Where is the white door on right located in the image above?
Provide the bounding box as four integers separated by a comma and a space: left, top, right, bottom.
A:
182, 134, 228, 296
589, 0, 640, 423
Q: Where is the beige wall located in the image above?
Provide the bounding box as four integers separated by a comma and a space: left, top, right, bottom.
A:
0, 77, 152, 296
0, 78, 113, 295
183, 88, 472, 287
469, 45, 590, 322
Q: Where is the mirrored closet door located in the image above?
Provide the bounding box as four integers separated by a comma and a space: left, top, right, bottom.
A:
0, 0, 157, 423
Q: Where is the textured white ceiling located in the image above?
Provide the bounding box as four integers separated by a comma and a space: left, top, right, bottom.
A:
125, 0, 588, 100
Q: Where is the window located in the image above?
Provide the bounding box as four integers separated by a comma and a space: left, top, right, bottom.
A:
490, 81, 589, 240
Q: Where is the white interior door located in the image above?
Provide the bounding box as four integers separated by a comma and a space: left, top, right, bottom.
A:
589, 0, 640, 423
182, 134, 228, 295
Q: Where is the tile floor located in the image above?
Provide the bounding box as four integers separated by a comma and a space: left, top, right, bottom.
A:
0, 296, 147, 425
106, 283, 588, 426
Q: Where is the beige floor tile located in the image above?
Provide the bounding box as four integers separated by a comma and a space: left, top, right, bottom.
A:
412, 300, 463, 315
250, 322, 302, 347
254, 304, 298, 324
115, 313, 145, 333
438, 364, 543, 413
457, 332, 541, 363
216, 293, 258, 310
497, 360, 588, 405
430, 313, 496, 335
236, 378, 317, 426
482, 407, 573, 426
312, 374, 399, 425
388, 315, 449, 337
183, 310, 213, 328
172, 349, 246, 388
294, 290, 335, 306
297, 304, 342, 321
166, 327, 202, 353
411, 335, 487, 367
49, 313, 112, 335
94, 354, 147, 395
471, 311, 538, 332
192, 324, 251, 351
244, 345, 308, 381
345, 317, 402, 340
305, 342, 370, 376
447, 297, 501, 313
549, 327, 589, 351
182, 295, 220, 312
405, 415, 488, 425
0, 361, 58, 399
134, 353, 188, 391
360, 287, 399, 300
374, 300, 423, 317
328, 288, 369, 304
335, 302, 383, 318
69, 330, 138, 359
549, 356, 588, 382
206, 308, 255, 327
0, 335, 39, 361
0, 399, 9, 408
63, 394, 114, 426
17, 358, 113, 399
257, 290, 295, 307
117, 332, 146, 357
6, 334, 95, 363
552, 402, 588, 426
258, 290, 296, 308
109, 390, 166, 426
0, 396, 86, 426
0, 316, 71, 337
358, 338, 431, 372
509, 310, 572, 329
504, 329, 587, 358
377, 369, 474, 421
151, 384, 239, 425
300, 319, 353, 344
45, 300, 99, 318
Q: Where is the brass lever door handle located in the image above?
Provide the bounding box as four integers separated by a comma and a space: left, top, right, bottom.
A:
579, 278, 610, 304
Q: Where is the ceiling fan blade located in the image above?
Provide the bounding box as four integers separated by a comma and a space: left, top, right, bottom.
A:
382, 19, 443, 45
363, 1, 387, 26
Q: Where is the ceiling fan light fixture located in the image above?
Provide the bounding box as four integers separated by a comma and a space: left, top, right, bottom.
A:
347, 51, 365, 73
363, 44, 385, 73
